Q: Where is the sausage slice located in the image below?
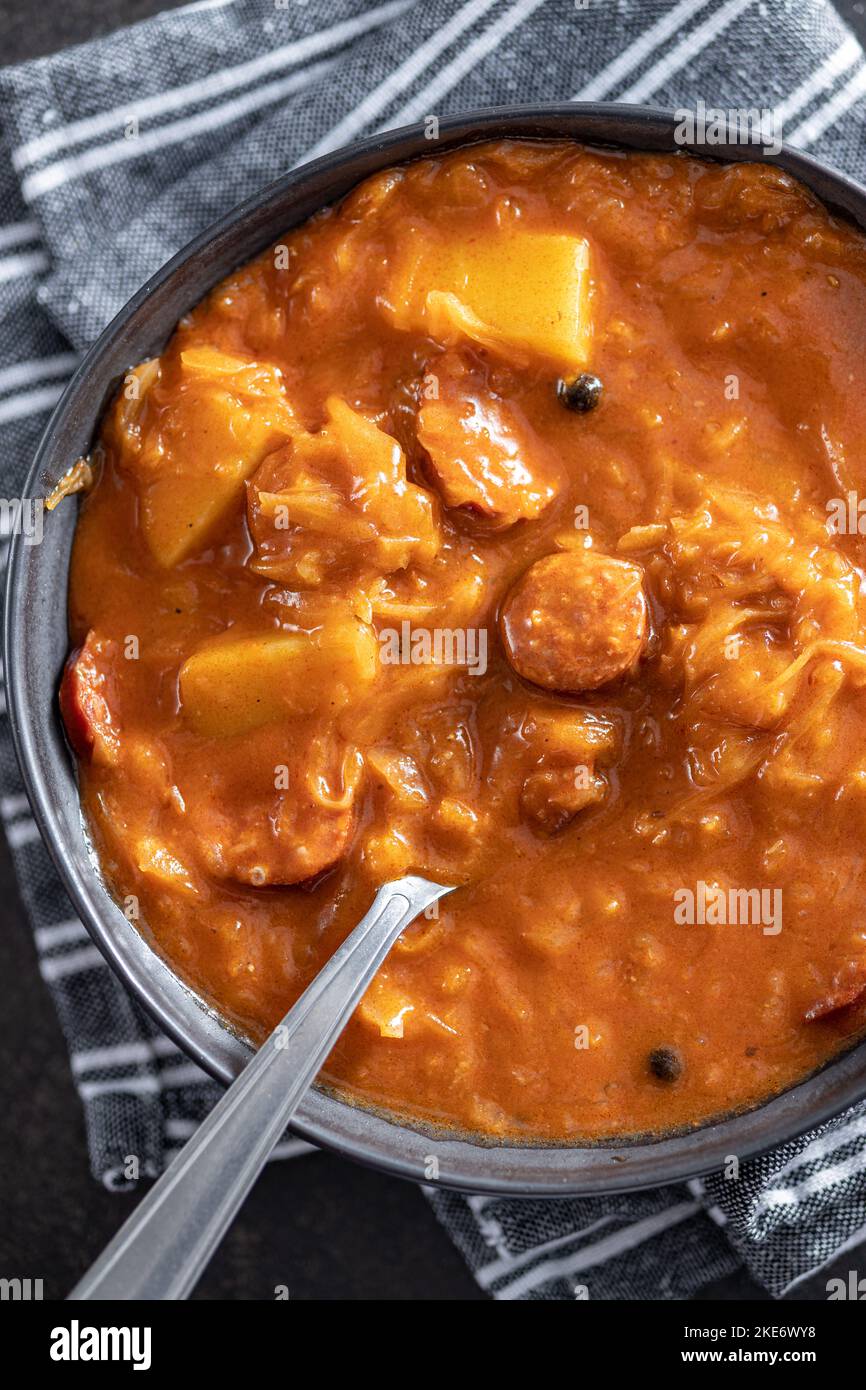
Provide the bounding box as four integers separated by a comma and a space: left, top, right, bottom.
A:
59, 631, 121, 765
805, 964, 866, 1022
500, 550, 647, 692
417, 352, 557, 527
200, 794, 357, 888
193, 737, 363, 888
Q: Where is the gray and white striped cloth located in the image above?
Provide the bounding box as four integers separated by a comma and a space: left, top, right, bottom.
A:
2, 0, 866, 1300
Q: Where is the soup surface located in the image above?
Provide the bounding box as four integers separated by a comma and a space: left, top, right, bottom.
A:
62, 140, 866, 1141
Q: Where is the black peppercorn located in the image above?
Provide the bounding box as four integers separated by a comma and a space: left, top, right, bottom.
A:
557, 372, 604, 413
648, 1045, 684, 1082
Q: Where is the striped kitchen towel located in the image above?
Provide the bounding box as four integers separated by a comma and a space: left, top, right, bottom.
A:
2, 0, 866, 1300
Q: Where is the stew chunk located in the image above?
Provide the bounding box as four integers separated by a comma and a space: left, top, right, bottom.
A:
417, 352, 557, 526
519, 708, 616, 835
388, 227, 591, 370
501, 551, 647, 692
193, 734, 364, 887
179, 604, 378, 738
805, 964, 866, 1022
59, 630, 120, 764
248, 397, 439, 586
109, 347, 297, 568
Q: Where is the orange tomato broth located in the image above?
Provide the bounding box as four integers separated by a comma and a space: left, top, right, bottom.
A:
63, 139, 866, 1142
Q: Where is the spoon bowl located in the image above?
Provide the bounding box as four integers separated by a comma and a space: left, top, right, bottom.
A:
9, 104, 866, 1198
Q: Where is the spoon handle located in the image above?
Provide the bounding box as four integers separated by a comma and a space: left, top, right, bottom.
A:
68, 875, 451, 1302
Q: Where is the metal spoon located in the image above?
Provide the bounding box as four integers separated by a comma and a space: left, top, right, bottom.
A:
68, 874, 452, 1301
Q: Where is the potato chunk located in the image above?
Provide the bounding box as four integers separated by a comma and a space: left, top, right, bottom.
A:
387, 228, 591, 370
501, 551, 647, 692
111, 347, 296, 567
417, 351, 557, 526
179, 605, 378, 737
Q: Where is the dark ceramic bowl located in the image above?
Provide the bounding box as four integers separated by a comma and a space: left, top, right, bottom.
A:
7, 104, 866, 1196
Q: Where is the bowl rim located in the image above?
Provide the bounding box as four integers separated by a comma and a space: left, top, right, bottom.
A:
7, 101, 866, 1197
